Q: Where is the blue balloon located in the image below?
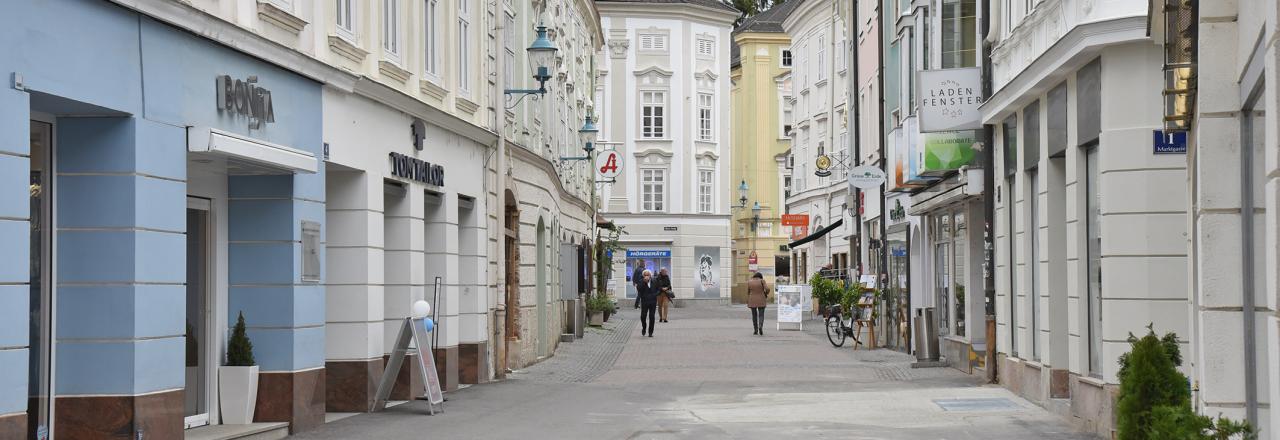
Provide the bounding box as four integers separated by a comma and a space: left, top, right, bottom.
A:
422, 318, 435, 332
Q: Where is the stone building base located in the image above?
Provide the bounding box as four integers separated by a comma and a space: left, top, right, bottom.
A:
433, 346, 459, 392
0, 412, 23, 439
325, 358, 382, 412
255, 368, 325, 434
458, 342, 488, 384
54, 389, 183, 440
385, 353, 424, 401
998, 354, 1117, 438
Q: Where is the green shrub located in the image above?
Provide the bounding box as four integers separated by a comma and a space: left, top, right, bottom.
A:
809, 273, 843, 312
1116, 325, 1254, 440
226, 312, 255, 367
586, 293, 614, 314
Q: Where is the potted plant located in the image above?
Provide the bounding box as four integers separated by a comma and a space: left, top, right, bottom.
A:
586, 294, 610, 326
601, 296, 617, 322
219, 312, 258, 424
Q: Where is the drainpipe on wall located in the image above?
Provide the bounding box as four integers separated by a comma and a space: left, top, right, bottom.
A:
979, 0, 997, 384
494, 7, 509, 379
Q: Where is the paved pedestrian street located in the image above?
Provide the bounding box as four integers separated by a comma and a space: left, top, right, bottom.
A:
294, 306, 1094, 440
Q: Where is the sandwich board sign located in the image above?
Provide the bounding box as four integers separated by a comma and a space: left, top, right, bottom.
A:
371, 316, 444, 414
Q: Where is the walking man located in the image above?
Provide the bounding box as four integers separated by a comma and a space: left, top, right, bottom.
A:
637, 270, 659, 337
632, 259, 646, 309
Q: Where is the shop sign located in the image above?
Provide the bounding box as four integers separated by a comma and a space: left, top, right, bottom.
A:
389, 152, 444, 186
216, 75, 275, 130
626, 249, 671, 258
920, 130, 978, 176
1153, 129, 1187, 154
748, 251, 759, 272
814, 154, 833, 177
781, 214, 809, 226
918, 68, 984, 132
848, 165, 886, 190
889, 199, 906, 222
663, 226, 678, 231
411, 119, 426, 150
596, 150, 623, 178
789, 224, 810, 240
903, 118, 937, 185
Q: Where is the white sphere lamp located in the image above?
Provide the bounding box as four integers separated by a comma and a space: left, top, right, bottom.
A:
412, 300, 432, 318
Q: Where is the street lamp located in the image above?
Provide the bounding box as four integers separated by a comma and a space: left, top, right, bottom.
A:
507, 25, 559, 96
561, 115, 599, 161
737, 180, 749, 208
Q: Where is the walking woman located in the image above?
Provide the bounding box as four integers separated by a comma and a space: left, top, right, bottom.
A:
657, 268, 673, 322
746, 272, 770, 335
637, 269, 659, 337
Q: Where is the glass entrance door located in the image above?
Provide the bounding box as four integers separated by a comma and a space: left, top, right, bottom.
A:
184, 199, 211, 428
29, 120, 53, 440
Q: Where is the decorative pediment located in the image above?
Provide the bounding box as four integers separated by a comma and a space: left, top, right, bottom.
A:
634, 66, 674, 78
633, 147, 674, 165
695, 69, 718, 90
634, 66, 674, 87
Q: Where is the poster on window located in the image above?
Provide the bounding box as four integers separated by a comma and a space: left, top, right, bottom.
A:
776, 284, 807, 323
625, 249, 671, 299
693, 246, 720, 298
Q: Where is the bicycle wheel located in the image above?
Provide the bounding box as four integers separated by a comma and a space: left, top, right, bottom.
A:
826, 316, 846, 347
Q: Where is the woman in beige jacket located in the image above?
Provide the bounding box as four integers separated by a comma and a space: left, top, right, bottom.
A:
746, 272, 770, 335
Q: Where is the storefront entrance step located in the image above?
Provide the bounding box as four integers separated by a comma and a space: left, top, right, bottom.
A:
185, 422, 289, 440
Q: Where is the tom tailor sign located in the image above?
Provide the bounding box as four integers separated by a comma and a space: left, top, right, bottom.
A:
918, 68, 984, 133
390, 152, 444, 186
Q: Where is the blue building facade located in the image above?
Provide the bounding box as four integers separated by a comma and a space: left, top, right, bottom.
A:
0, 0, 326, 438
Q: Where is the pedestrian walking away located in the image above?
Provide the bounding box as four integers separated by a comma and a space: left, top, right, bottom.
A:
631, 259, 646, 309
636, 269, 660, 337
656, 268, 673, 322
746, 272, 769, 335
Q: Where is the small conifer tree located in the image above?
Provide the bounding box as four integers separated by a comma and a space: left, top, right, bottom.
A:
226, 312, 256, 367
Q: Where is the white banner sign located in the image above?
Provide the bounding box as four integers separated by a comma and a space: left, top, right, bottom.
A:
776, 284, 809, 323
918, 68, 984, 132
848, 165, 887, 190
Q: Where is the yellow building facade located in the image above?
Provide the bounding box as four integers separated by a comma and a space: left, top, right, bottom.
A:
729, 3, 799, 303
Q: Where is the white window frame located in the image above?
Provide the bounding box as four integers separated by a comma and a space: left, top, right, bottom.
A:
270, 0, 294, 11
780, 47, 792, 67
336, 0, 356, 40
697, 93, 714, 141
642, 169, 667, 212
503, 11, 515, 89
641, 90, 666, 139
382, 0, 402, 62
697, 169, 714, 214
696, 37, 715, 58
423, 0, 441, 79
817, 34, 826, 81
638, 33, 668, 52
458, 0, 472, 95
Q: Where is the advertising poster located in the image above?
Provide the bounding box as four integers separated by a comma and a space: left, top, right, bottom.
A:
776, 285, 806, 323
625, 249, 671, 299
693, 246, 720, 298
921, 130, 978, 176
904, 118, 934, 186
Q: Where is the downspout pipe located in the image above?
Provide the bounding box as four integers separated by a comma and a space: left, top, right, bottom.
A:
980, 0, 997, 383
850, 0, 862, 279
877, 0, 888, 293
1241, 97, 1259, 428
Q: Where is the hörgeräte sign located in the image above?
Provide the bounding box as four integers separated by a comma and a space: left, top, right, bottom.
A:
918, 68, 984, 133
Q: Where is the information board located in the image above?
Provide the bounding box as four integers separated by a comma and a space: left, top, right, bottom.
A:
776, 284, 810, 328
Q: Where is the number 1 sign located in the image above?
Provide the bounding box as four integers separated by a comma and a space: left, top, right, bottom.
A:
596, 150, 622, 179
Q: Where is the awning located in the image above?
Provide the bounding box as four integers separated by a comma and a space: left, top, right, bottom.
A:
787, 218, 844, 249
188, 126, 317, 174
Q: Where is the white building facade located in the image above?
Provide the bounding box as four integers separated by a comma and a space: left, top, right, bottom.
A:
596, 0, 738, 305
782, 0, 855, 281
984, 0, 1186, 436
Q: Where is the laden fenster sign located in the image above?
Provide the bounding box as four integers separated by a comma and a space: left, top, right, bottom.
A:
917, 68, 984, 133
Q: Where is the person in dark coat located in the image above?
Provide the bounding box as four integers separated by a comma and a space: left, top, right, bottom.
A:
746, 272, 770, 335
636, 269, 659, 337
656, 268, 673, 322
632, 259, 646, 309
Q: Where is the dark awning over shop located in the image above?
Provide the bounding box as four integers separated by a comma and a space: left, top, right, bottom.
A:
786, 218, 844, 249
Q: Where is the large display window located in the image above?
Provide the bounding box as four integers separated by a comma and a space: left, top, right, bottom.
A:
624, 249, 671, 299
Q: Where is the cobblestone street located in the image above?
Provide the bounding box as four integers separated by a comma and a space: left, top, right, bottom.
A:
293, 306, 1096, 439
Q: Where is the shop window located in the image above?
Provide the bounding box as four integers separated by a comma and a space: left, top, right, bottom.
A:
954, 210, 966, 336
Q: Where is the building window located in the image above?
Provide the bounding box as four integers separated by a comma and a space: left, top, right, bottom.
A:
784, 176, 792, 199
424, 0, 440, 78
1085, 147, 1102, 376
458, 0, 472, 95
642, 169, 666, 212
760, 222, 773, 237
697, 93, 713, 141
698, 170, 713, 213
953, 209, 967, 336
817, 35, 826, 80
781, 48, 792, 67
1029, 169, 1041, 361
503, 12, 515, 89
942, 0, 977, 67
642, 91, 666, 138
935, 213, 952, 335
697, 38, 714, 57
336, 0, 355, 39
271, 0, 294, 11
639, 33, 667, 52
382, 0, 401, 60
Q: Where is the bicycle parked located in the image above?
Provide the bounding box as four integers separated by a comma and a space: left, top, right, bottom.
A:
824, 304, 864, 348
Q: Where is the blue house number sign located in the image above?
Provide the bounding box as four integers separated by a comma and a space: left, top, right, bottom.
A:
1153, 130, 1187, 154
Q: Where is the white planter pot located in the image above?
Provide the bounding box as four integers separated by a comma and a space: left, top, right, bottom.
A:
218, 365, 259, 424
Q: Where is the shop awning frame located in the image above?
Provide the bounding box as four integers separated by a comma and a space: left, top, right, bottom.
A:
787, 218, 844, 249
